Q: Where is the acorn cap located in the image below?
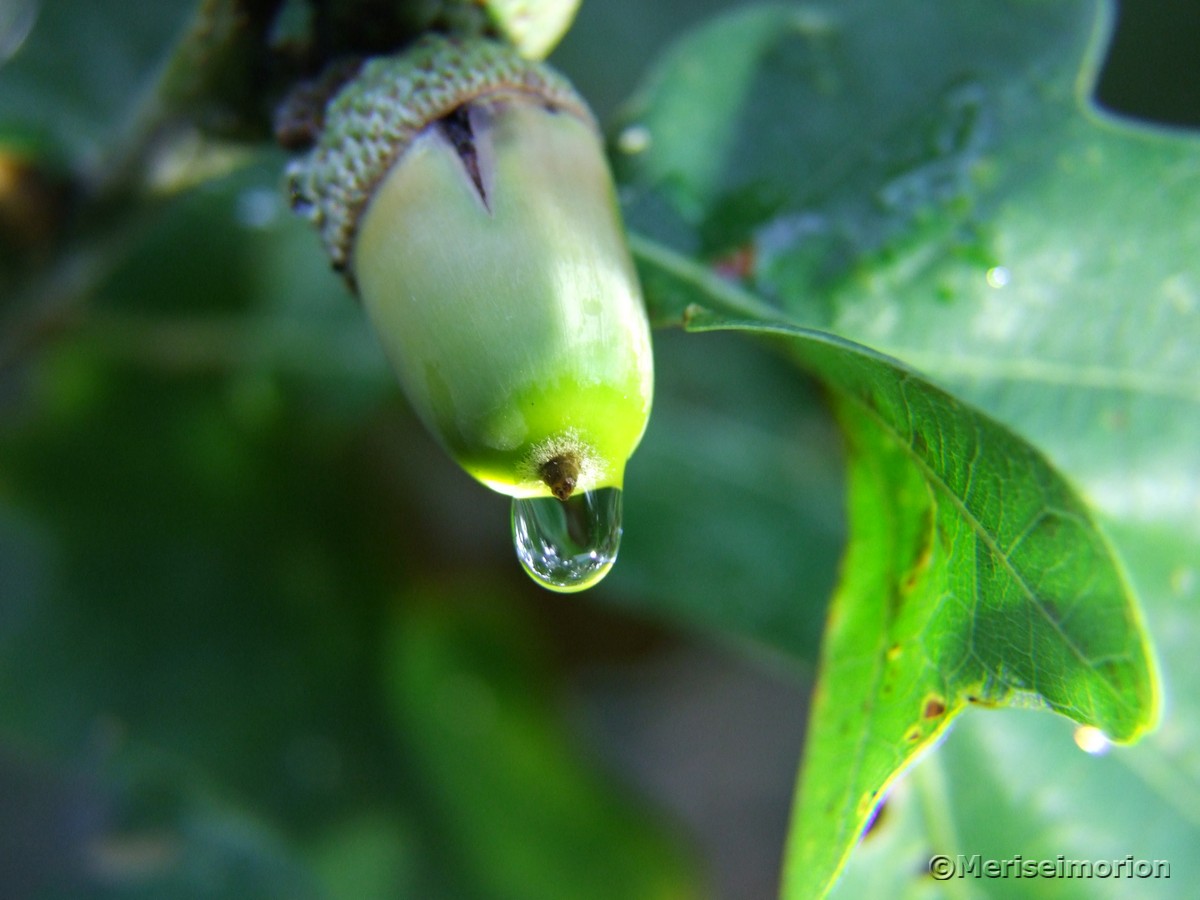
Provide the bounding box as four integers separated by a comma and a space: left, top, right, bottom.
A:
287, 36, 595, 278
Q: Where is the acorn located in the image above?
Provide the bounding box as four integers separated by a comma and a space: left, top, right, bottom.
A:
286, 36, 653, 590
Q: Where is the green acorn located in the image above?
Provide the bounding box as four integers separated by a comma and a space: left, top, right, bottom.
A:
287, 36, 653, 590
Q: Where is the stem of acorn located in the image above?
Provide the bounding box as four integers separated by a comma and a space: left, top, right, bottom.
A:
539, 453, 581, 501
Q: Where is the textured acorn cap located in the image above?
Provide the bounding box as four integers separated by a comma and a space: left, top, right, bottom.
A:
287, 35, 595, 277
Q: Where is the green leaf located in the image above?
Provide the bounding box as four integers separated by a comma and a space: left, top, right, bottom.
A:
616, 0, 1189, 894
662, 291, 1158, 896
615, 0, 1200, 566
832, 522, 1200, 898
632, 246, 1160, 742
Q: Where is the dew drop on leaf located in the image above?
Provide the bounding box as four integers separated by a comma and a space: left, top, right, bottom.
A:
1073, 725, 1112, 756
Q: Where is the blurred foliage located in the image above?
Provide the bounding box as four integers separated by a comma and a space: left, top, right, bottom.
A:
0, 1, 1198, 899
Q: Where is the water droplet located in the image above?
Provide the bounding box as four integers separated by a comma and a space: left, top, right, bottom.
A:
1072, 725, 1111, 756
617, 124, 651, 155
236, 186, 280, 230
511, 488, 622, 593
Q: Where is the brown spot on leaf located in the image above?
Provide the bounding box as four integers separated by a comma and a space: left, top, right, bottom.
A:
712, 243, 757, 280
901, 568, 923, 593
923, 697, 947, 719
862, 798, 889, 839
902, 504, 937, 592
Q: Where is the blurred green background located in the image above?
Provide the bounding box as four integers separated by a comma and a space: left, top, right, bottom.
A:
0, 1, 1197, 898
